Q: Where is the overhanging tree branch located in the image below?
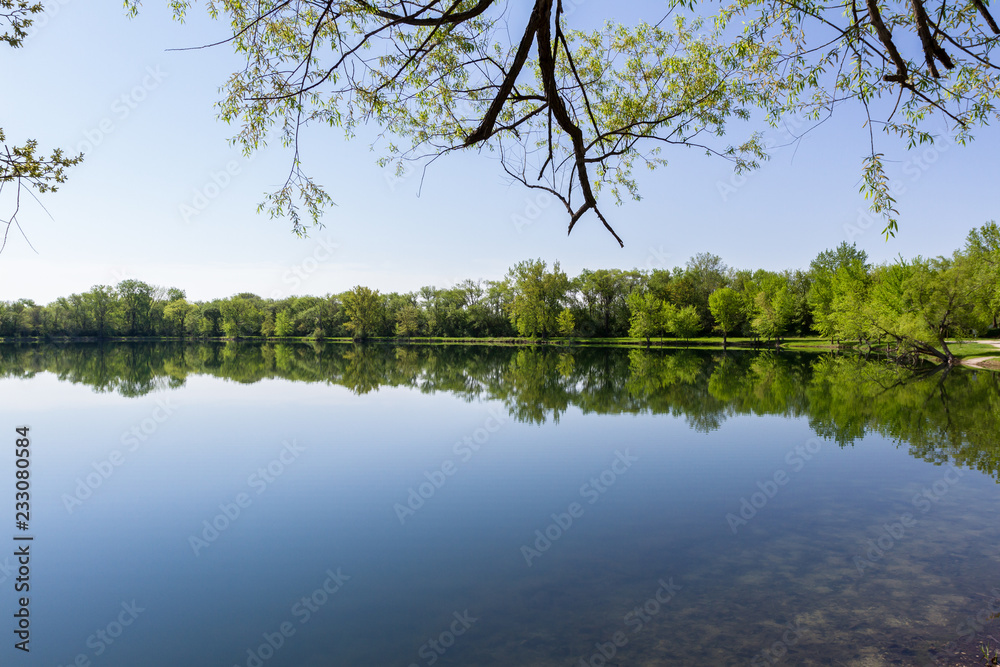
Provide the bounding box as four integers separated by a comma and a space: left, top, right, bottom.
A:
121, 0, 999, 247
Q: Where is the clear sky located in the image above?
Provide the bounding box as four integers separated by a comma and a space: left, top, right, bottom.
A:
1, 2, 996, 303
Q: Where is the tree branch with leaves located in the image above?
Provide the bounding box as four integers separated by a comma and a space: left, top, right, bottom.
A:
126, 0, 773, 245
1, 1, 83, 252
124, 0, 998, 244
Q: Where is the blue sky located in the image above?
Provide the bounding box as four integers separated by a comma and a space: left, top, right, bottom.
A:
0, 1, 995, 303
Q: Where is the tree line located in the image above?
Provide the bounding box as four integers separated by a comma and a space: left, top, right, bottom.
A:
2, 223, 997, 364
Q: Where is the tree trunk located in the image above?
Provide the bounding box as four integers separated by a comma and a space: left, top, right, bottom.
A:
939, 338, 957, 366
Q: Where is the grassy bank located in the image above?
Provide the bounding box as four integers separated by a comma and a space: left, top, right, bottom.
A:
2, 336, 997, 368
945, 341, 1000, 358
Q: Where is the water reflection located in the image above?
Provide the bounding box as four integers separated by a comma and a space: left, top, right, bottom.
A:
4, 341, 1000, 665
3, 341, 998, 478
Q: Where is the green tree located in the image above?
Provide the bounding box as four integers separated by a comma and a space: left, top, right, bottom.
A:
282, 296, 325, 337
867, 256, 982, 364
750, 287, 794, 342
964, 221, 1000, 330
556, 308, 575, 338
740, 271, 794, 342
64, 293, 90, 335
708, 287, 742, 346
627, 291, 667, 345
828, 260, 874, 344
163, 299, 197, 337
274, 310, 294, 337
185, 307, 204, 337
668, 305, 701, 344
808, 243, 870, 341
718, 0, 1000, 237
124, 2, 772, 245
45, 297, 70, 336
645, 269, 673, 304
419, 287, 469, 337
506, 259, 569, 338
455, 279, 495, 336
200, 306, 223, 337
667, 272, 699, 312
83, 286, 118, 338
117, 280, 156, 335
574, 269, 639, 336
784, 269, 813, 336
342, 286, 384, 340
483, 280, 516, 337
220, 294, 265, 337
684, 253, 729, 328
395, 304, 421, 338
261, 310, 276, 338
15, 299, 42, 336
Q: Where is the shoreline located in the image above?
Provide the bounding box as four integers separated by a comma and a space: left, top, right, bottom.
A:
958, 340, 1000, 370
2, 336, 998, 368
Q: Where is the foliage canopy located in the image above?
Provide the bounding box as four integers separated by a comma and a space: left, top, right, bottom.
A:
117, 0, 1000, 244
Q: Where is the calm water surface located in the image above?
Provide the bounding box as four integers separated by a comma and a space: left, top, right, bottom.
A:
1, 343, 998, 666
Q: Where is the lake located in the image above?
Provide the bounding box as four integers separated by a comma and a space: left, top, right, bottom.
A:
1, 342, 998, 666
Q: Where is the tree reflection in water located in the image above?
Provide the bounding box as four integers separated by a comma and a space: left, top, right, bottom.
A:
2, 341, 997, 479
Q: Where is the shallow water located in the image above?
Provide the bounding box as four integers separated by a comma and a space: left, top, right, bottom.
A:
1, 343, 998, 666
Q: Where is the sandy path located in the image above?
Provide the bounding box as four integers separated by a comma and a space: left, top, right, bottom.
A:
960, 339, 1000, 369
